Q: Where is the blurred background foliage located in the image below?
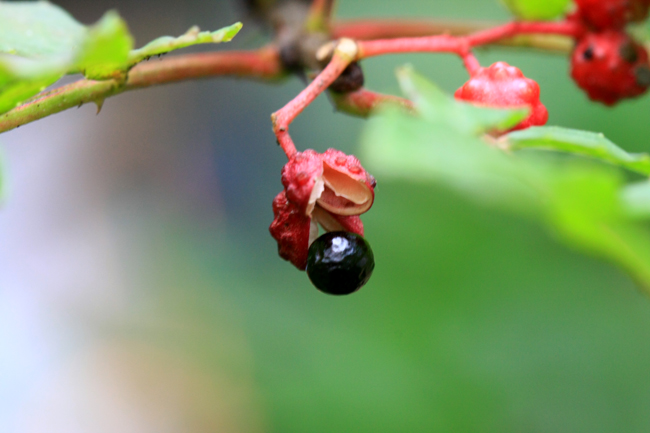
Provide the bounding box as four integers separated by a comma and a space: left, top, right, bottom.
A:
1, 0, 650, 432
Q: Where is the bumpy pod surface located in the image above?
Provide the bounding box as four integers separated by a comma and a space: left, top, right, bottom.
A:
281, 149, 324, 217
269, 191, 312, 270
454, 62, 548, 132
571, 31, 650, 105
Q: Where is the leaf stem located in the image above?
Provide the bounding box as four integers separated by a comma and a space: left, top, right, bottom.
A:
0, 46, 284, 134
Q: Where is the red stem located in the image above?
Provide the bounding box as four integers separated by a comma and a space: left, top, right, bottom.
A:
358, 34, 465, 58
466, 20, 583, 45
462, 52, 481, 76
357, 20, 584, 59
272, 51, 353, 159
332, 19, 494, 40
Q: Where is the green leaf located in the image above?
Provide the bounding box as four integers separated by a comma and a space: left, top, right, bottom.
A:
621, 181, 650, 218
0, 147, 4, 202
0, 3, 134, 112
503, 126, 650, 176
0, 55, 65, 114
75, 11, 133, 80
362, 106, 543, 215
0, 1, 241, 115
0, 1, 82, 112
361, 67, 650, 293
543, 166, 650, 286
0, 1, 85, 59
501, 0, 571, 20
128, 23, 243, 65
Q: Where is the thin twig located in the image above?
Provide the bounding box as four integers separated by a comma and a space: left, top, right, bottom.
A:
334, 19, 577, 54
356, 20, 583, 59
271, 38, 357, 159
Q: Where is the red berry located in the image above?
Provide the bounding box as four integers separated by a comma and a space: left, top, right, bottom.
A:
571, 31, 650, 105
574, 0, 650, 30
454, 62, 548, 132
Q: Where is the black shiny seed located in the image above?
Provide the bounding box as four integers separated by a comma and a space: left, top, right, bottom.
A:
329, 62, 365, 93
583, 46, 595, 61
306, 231, 375, 295
619, 42, 639, 63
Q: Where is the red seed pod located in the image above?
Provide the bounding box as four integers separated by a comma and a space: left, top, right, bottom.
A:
454, 62, 548, 132
269, 191, 312, 270
571, 31, 650, 105
574, 0, 650, 30
273, 149, 375, 269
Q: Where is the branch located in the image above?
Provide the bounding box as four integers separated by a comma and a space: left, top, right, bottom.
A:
0, 46, 284, 134
333, 19, 577, 54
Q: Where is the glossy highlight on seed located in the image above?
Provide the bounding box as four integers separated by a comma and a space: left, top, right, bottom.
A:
306, 231, 375, 295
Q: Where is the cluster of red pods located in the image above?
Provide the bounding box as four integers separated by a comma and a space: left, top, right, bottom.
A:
455, 0, 650, 129
570, 0, 650, 104
268, 0, 650, 295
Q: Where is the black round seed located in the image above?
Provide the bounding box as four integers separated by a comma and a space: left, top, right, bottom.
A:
306, 231, 375, 295
329, 62, 365, 93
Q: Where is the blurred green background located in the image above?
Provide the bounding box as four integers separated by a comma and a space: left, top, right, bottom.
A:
2, 0, 650, 432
